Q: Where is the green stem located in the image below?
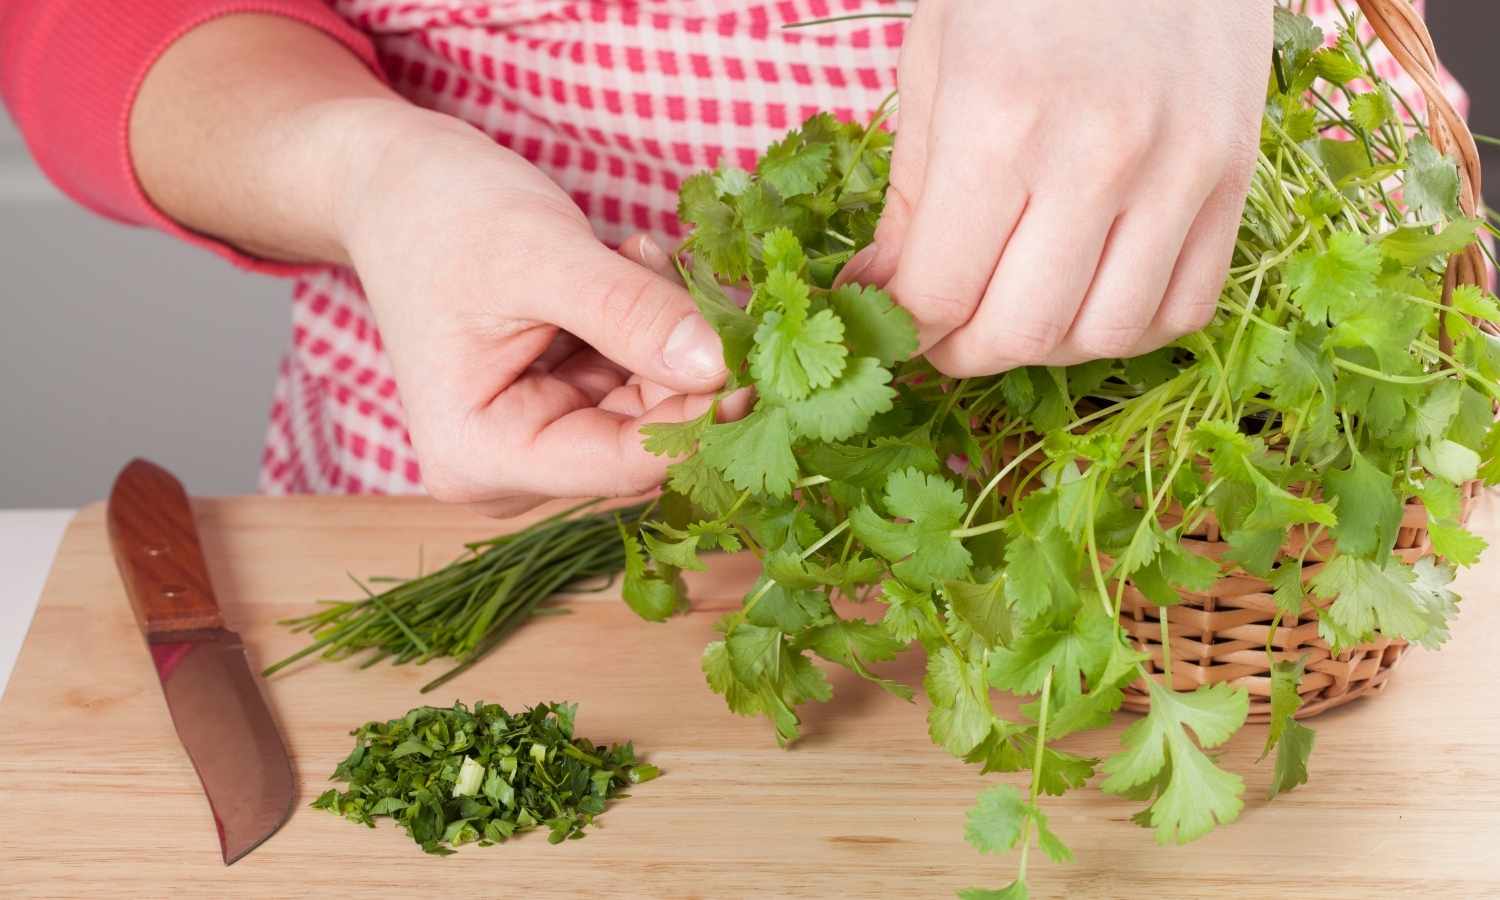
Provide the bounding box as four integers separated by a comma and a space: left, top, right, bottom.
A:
782, 11, 912, 29
1016, 668, 1055, 885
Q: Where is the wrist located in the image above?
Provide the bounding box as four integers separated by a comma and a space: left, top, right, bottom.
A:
325, 101, 499, 265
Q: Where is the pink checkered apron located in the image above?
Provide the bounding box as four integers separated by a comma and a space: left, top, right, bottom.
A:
259, 0, 1466, 495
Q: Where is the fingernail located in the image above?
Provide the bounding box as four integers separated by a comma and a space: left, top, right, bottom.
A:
663, 314, 726, 379
838, 247, 877, 286
637, 236, 665, 269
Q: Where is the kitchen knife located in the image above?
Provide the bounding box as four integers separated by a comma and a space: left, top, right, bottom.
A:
106, 458, 295, 865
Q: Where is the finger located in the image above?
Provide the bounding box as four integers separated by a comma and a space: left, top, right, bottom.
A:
521, 389, 718, 497
1133, 169, 1249, 354
836, 186, 913, 290
884, 145, 1027, 350
468, 494, 548, 519
1057, 184, 1211, 362
717, 386, 755, 422
598, 382, 648, 417
883, 71, 1029, 350
887, 0, 942, 201
515, 242, 726, 395
529, 331, 586, 374
599, 374, 685, 416
839, 2, 943, 291
550, 347, 629, 404
426, 370, 720, 502
926, 197, 1113, 376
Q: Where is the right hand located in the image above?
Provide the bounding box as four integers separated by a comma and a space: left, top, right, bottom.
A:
335, 106, 732, 516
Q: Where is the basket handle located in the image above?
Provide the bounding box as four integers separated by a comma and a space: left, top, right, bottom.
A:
1355, 0, 1485, 291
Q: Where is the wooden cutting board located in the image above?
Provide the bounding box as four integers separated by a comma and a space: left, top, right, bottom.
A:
2, 495, 1499, 899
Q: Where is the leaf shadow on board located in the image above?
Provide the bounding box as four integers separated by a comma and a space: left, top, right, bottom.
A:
791, 647, 929, 749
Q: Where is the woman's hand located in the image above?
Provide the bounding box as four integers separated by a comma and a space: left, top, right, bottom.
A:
841, 0, 1273, 375
336, 108, 730, 515
130, 15, 732, 516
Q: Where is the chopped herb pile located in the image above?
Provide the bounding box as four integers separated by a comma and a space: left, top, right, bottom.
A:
266, 502, 646, 692
312, 701, 660, 854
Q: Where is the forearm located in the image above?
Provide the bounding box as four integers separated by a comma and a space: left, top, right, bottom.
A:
130, 13, 437, 266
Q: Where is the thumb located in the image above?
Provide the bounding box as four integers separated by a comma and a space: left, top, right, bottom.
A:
534, 241, 727, 395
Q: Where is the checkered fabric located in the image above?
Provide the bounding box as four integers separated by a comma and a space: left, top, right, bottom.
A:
260, 0, 1468, 494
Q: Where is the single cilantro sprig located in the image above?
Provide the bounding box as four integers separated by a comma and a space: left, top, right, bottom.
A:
313, 700, 660, 854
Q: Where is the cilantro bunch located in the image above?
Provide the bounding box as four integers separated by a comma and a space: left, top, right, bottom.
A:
621, 6, 1499, 896
313, 700, 660, 854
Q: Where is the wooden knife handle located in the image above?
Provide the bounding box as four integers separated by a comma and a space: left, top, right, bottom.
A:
107, 459, 225, 637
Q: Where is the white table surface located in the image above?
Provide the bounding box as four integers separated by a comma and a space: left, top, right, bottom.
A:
0, 509, 75, 696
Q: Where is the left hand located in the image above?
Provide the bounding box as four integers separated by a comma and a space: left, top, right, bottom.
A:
839, 0, 1273, 375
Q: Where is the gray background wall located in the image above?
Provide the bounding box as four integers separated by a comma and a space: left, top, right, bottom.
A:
0, 112, 289, 507
0, 4, 1496, 507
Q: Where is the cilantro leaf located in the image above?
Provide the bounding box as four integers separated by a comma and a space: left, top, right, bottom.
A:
944, 574, 1013, 647
1312, 555, 1456, 650
963, 783, 1073, 865
1430, 519, 1487, 567
1100, 681, 1249, 845
640, 407, 712, 458
1418, 438, 1480, 484
1270, 563, 1307, 618
712, 163, 752, 197
1130, 540, 1220, 607
925, 646, 992, 756
699, 408, 798, 497
684, 255, 756, 375
761, 226, 806, 274
1270, 719, 1316, 799
758, 132, 833, 198
1002, 526, 1081, 622
641, 529, 707, 572
1260, 657, 1316, 798
719, 622, 832, 744
1403, 135, 1463, 222
964, 783, 1026, 854
750, 271, 848, 400
803, 438, 940, 492
666, 453, 739, 516
826, 283, 919, 365
1324, 450, 1402, 558
1273, 7, 1323, 61
620, 522, 686, 621
744, 575, 831, 632
702, 639, 765, 717
1312, 47, 1363, 84
1349, 89, 1393, 133
1283, 230, 1382, 324
988, 602, 1116, 706
782, 357, 897, 442
679, 172, 749, 280
1378, 218, 1481, 265
851, 468, 973, 588
1262, 657, 1304, 758
881, 579, 941, 644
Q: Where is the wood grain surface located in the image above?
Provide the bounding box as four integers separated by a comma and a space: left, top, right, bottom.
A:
1, 494, 1498, 899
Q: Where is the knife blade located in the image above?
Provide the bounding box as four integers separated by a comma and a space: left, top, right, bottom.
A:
106, 458, 295, 865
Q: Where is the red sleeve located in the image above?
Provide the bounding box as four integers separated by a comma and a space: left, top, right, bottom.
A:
0, 1, 386, 276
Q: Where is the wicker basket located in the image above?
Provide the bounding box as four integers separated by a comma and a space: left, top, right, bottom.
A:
1118, 0, 1488, 723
